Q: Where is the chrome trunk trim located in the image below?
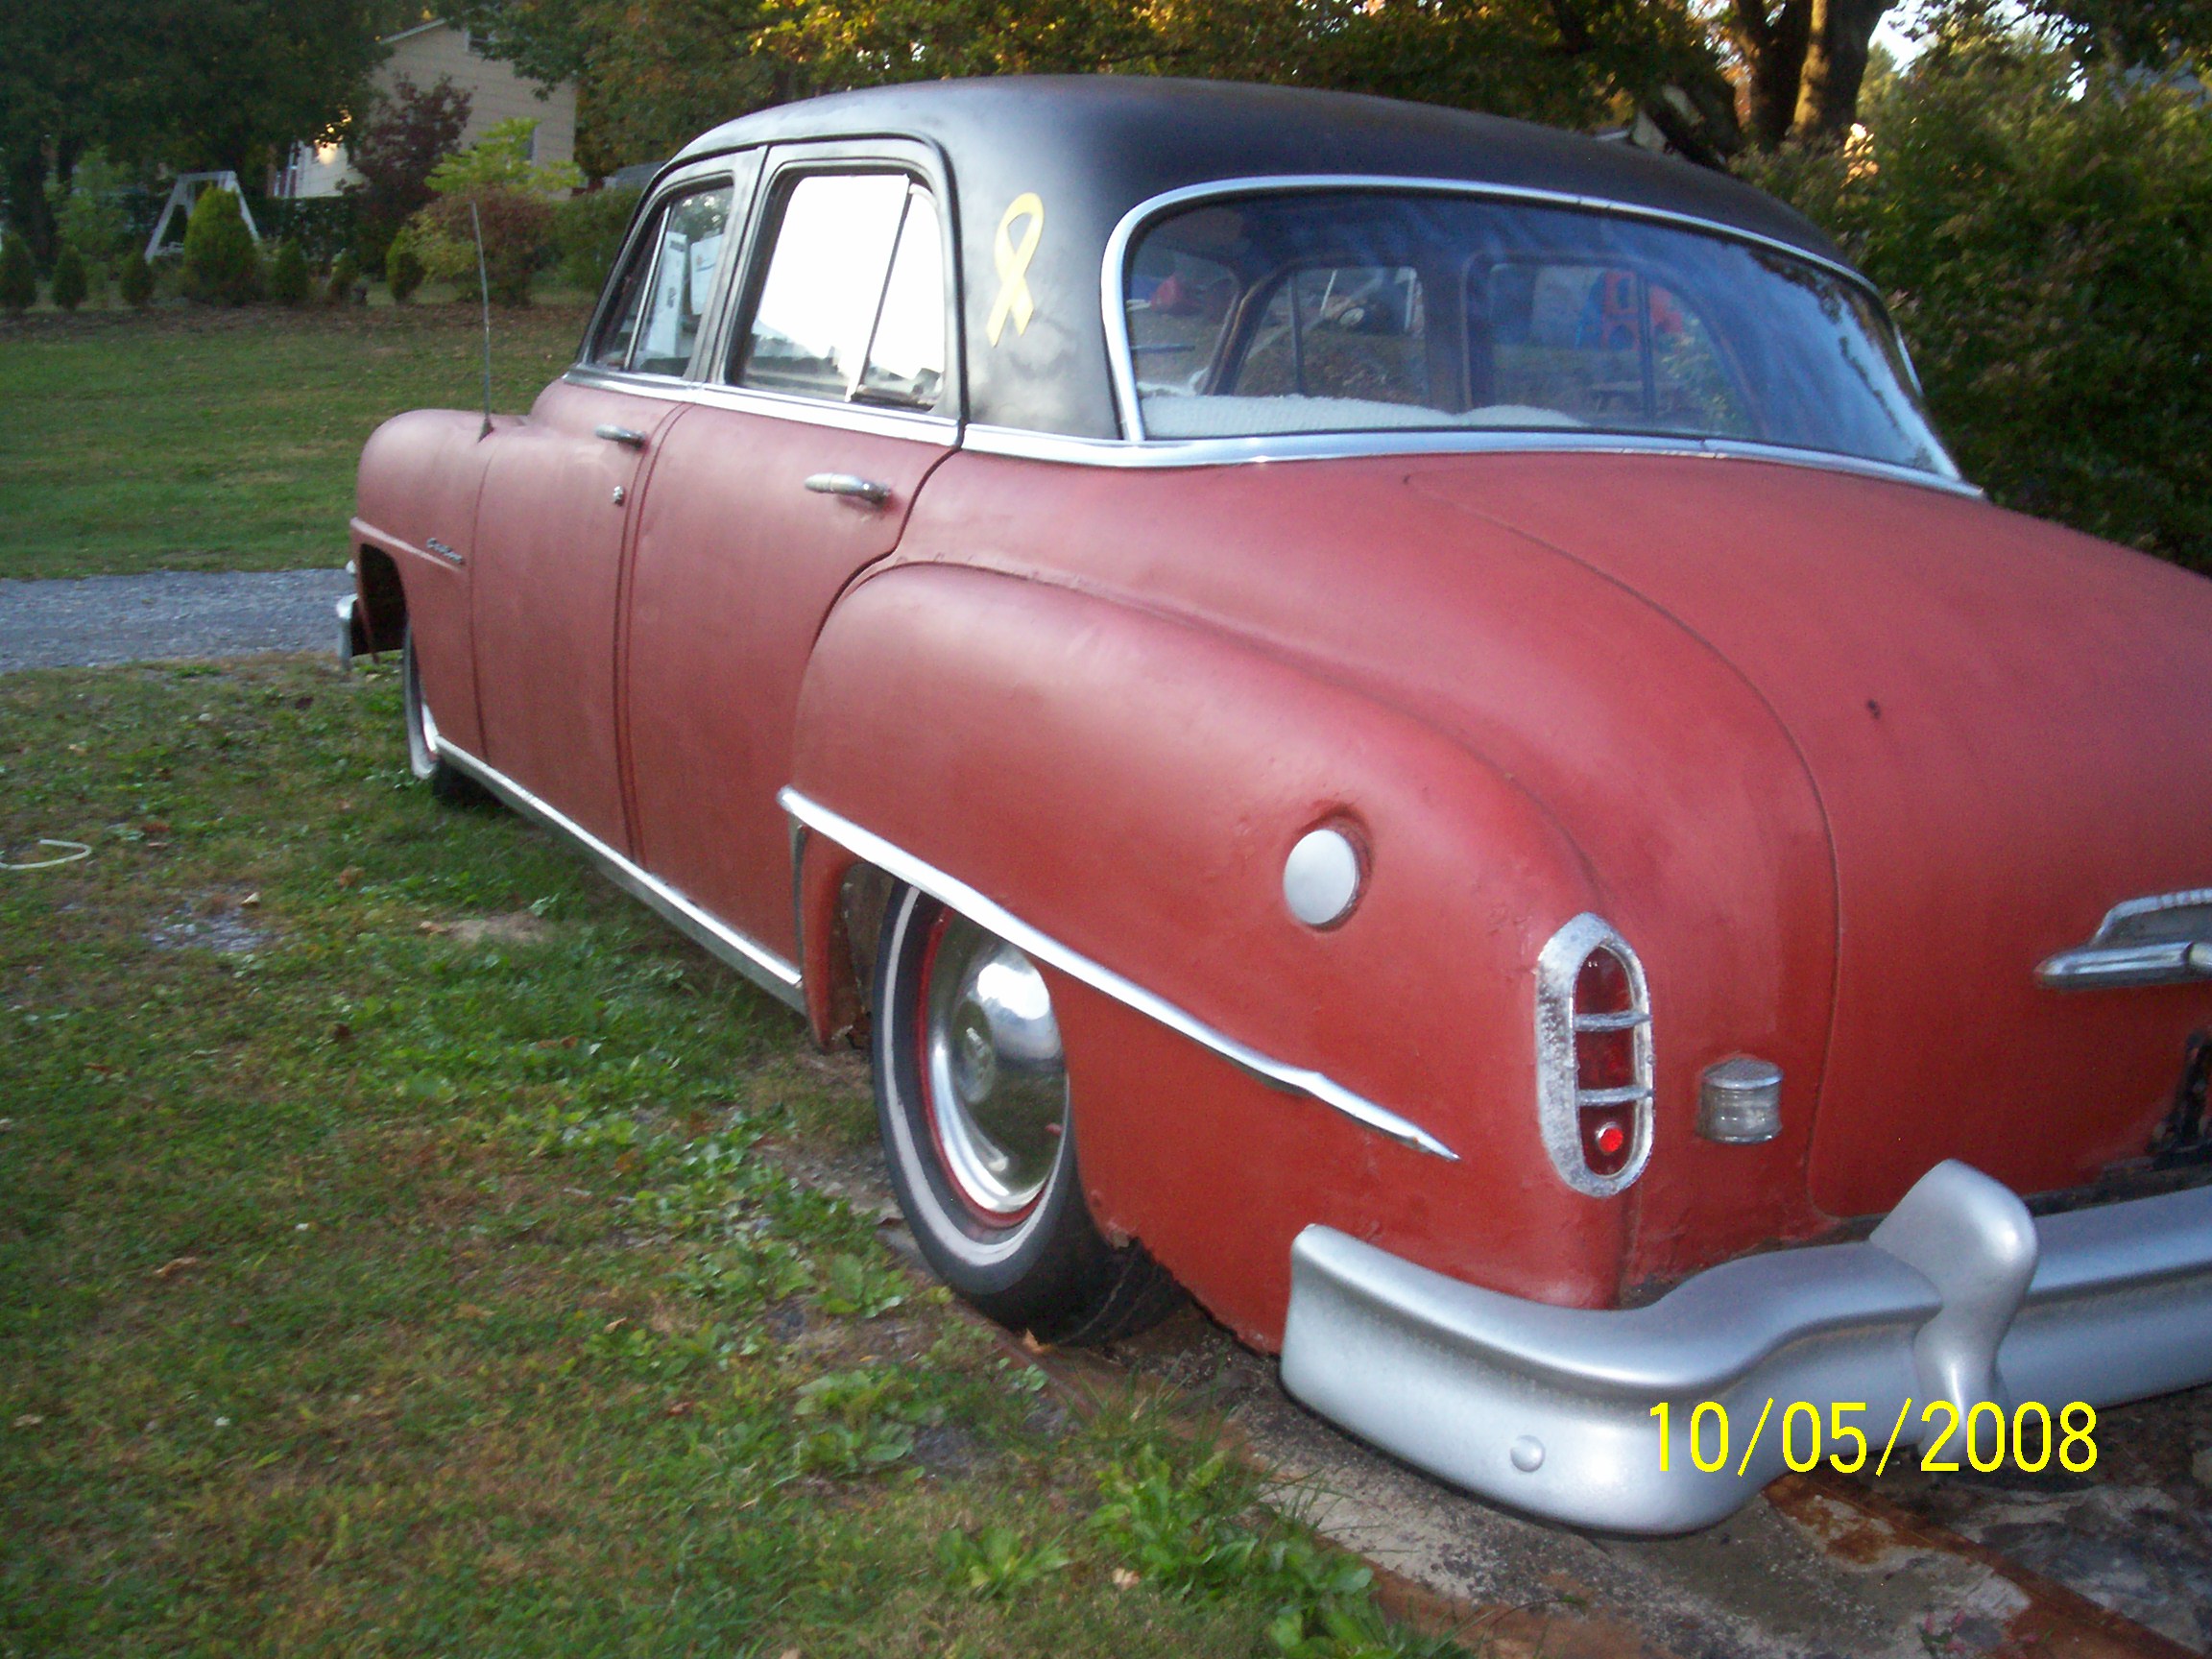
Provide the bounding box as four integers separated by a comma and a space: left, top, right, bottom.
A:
435, 739, 805, 1010
1282, 1159, 2212, 1533
779, 787, 1457, 1160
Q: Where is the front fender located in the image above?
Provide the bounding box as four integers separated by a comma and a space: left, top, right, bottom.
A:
788, 560, 1623, 1343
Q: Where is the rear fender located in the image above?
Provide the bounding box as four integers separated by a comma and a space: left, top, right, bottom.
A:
788, 561, 1622, 1345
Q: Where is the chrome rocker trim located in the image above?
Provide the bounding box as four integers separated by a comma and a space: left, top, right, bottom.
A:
1282, 1158, 2212, 1533
779, 787, 1457, 1161
436, 739, 805, 1011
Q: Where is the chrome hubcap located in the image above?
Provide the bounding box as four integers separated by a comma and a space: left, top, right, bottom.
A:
921, 913, 1066, 1217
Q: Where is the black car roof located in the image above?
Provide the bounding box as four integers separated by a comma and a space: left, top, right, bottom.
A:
669, 77, 1851, 440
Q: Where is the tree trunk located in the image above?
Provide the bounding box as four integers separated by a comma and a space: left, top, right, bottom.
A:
1791, 0, 1890, 141
1734, 0, 1815, 150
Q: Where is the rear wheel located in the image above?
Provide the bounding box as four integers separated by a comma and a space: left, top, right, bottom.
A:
402, 628, 485, 805
873, 882, 1177, 1343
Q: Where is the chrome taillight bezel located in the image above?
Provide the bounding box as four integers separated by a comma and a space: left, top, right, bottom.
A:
1535, 913, 1654, 1197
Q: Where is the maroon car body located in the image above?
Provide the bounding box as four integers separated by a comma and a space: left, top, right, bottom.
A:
347, 77, 2212, 1532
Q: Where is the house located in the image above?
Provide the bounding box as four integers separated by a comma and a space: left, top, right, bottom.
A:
271, 19, 577, 199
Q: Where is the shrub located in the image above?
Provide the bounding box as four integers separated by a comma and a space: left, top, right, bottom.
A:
386, 238, 425, 302
406, 185, 555, 306
1746, 37, 2212, 570
0, 237, 34, 315
268, 238, 310, 305
118, 252, 156, 307
553, 186, 642, 294
50, 246, 87, 311
180, 187, 262, 305
325, 250, 360, 305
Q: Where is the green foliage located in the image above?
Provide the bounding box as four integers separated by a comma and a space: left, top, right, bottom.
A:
385, 237, 426, 302
937, 1525, 1073, 1599
50, 150, 133, 289
553, 185, 640, 293
1749, 36, 2212, 568
407, 186, 556, 307
48, 245, 86, 311
266, 237, 310, 305
0, 235, 34, 314
426, 115, 584, 197
179, 186, 261, 305
325, 249, 359, 305
117, 252, 154, 307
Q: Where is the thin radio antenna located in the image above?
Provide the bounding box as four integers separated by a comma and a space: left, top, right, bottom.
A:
470, 200, 493, 438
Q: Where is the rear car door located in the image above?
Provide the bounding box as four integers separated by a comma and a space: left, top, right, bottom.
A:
469, 159, 753, 854
622, 142, 959, 958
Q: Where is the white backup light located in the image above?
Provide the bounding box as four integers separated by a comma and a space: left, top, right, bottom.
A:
1284, 828, 1362, 926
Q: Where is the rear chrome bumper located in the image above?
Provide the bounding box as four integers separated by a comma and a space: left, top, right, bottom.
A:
1280, 1160, 2212, 1534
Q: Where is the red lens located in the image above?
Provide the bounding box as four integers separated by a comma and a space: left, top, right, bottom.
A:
1575, 950, 1631, 1015
1575, 1026, 1636, 1091
1579, 1104, 1635, 1176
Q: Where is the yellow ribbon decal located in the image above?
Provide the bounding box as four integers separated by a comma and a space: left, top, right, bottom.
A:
987, 192, 1045, 346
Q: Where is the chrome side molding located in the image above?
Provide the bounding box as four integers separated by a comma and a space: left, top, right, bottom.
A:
2037, 889, 2212, 991
435, 739, 805, 1011
779, 787, 1458, 1160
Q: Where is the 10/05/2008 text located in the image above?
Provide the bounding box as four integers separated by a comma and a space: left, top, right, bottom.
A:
1648, 1399, 2098, 1479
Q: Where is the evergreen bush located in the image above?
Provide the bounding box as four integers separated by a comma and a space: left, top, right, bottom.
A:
268, 238, 311, 305
387, 239, 425, 302
50, 246, 87, 311
180, 187, 262, 305
326, 250, 360, 305
0, 237, 34, 315
118, 252, 156, 307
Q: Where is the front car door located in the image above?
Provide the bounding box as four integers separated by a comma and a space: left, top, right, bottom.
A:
621, 141, 960, 959
469, 157, 756, 854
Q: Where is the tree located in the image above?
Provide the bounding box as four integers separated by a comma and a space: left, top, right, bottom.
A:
1727, 0, 1894, 147
0, 0, 383, 261
347, 75, 473, 263
449, 0, 1749, 172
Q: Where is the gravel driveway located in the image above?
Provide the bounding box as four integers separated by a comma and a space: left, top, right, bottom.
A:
0, 568, 352, 674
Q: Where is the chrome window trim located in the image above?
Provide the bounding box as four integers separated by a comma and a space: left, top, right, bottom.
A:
779, 786, 1457, 1160
434, 737, 805, 1010
1534, 912, 1654, 1198
961, 421, 1984, 495
1095, 175, 1960, 484
562, 365, 961, 444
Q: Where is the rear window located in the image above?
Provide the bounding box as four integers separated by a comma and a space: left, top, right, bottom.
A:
1123, 191, 1952, 475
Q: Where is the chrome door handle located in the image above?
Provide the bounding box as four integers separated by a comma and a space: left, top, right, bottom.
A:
594, 423, 648, 448
804, 472, 891, 507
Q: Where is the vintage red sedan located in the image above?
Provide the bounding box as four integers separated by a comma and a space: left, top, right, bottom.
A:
344, 76, 2212, 1532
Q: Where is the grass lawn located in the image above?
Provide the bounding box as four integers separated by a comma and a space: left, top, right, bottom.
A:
0, 657, 1464, 1657
0, 302, 589, 582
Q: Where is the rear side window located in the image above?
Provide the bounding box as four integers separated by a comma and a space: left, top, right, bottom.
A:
734, 173, 946, 409
587, 180, 735, 376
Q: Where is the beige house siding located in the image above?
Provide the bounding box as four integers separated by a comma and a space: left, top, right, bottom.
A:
274, 20, 577, 198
